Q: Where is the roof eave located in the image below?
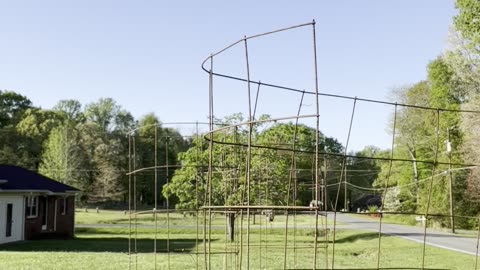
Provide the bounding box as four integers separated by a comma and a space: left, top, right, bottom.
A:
0, 190, 78, 196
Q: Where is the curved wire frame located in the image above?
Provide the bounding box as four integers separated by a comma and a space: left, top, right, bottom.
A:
127, 22, 480, 270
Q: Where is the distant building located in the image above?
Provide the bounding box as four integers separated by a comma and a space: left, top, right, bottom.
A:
0, 165, 79, 244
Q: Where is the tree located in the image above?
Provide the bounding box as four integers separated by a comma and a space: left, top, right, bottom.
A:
447, 1, 480, 221
0, 90, 32, 128
84, 98, 121, 133
53, 99, 84, 123
134, 113, 187, 205
346, 146, 383, 208
374, 57, 467, 225
91, 139, 126, 200
384, 82, 432, 210
0, 91, 37, 169
163, 117, 345, 210
39, 125, 89, 189
17, 108, 65, 142
454, 0, 480, 55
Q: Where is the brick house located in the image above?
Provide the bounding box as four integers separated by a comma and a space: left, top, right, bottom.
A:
0, 165, 79, 244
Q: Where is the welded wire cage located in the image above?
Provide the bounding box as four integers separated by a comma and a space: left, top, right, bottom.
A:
127, 21, 480, 270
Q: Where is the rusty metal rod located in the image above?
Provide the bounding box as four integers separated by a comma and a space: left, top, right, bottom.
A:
377, 104, 398, 269
200, 68, 480, 114
332, 97, 357, 269
421, 110, 441, 270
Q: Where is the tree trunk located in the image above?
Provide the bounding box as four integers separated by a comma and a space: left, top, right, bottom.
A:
409, 149, 419, 205
227, 213, 235, 242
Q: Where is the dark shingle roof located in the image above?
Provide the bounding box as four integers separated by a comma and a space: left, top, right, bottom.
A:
0, 165, 79, 193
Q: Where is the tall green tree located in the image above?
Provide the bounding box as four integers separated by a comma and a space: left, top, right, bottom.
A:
53, 99, 84, 124
0, 90, 32, 128
84, 98, 121, 133
135, 113, 186, 205
0, 91, 37, 169
39, 125, 89, 189
454, 0, 480, 55
447, 0, 480, 218
164, 117, 344, 210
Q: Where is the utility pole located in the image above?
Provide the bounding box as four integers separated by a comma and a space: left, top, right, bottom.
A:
447, 128, 455, 233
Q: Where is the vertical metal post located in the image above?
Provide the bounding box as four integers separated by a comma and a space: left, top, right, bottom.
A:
332, 98, 357, 269
421, 109, 441, 269
475, 216, 480, 270
283, 91, 304, 269
344, 164, 348, 212
244, 36, 253, 270
323, 157, 328, 270
312, 19, 321, 270
206, 55, 214, 270
128, 135, 132, 270
323, 158, 328, 212
377, 104, 397, 269
447, 127, 455, 233
166, 135, 171, 269
154, 126, 158, 269
133, 135, 138, 270
195, 121, 200, 270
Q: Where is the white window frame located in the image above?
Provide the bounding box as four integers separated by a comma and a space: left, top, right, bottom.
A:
26, 196, 38, 218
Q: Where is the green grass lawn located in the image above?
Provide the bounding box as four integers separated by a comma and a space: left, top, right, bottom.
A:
75, 208, 337, 227
0, 209, 477, 269
0, 220, 479, 269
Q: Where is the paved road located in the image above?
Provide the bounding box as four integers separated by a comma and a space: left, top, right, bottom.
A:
330, 212, 480, 256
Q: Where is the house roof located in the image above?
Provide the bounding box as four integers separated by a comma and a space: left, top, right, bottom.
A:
0, 165, 79, 194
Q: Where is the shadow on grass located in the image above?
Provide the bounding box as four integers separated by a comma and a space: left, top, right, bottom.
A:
333, 232, 381, 243
0, 237, 208, 253
76, 227, 133, 235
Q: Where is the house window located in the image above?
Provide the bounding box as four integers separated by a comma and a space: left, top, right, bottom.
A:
26, 196, 38, 218
60, 197, 68, 215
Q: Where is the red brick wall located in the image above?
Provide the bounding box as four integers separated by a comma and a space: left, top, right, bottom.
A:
24, 195, 75, 240
55, 197, 75, 238
24, 196, 45, 240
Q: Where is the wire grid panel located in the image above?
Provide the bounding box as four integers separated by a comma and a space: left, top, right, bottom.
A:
127, 22, 480, 270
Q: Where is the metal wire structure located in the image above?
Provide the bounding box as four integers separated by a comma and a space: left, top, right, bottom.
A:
126, 21, 480, 270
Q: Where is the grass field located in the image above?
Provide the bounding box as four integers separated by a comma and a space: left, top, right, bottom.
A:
74, 208, 337, 227
0, 209, 478, 269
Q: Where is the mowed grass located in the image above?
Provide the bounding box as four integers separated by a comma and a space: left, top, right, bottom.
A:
0, 227, 477, 269
0, 209, 478, 269
74, 208, 337, 227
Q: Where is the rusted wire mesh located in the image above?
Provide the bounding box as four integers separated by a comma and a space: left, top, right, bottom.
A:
126, 21, 480, 270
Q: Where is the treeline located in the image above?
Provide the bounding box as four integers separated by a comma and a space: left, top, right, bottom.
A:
371, 0, 480, 228
0, 93, 189, 205
164, 1, 480, 231
163, 113, 382, 211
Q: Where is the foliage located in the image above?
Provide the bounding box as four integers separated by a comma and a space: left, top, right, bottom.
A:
374, 55, 468, 221
0, 91, 189, 204
383, 186, 401, 212
454, 0, 480, 55
39, 125, 89, 190
163, 116, 345, 210
0, 90, 32, 128
53, 99, 85, 123
367, 205, 379, 213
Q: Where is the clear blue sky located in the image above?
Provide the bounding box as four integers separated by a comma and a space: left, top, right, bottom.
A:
0, 0, 456, 150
